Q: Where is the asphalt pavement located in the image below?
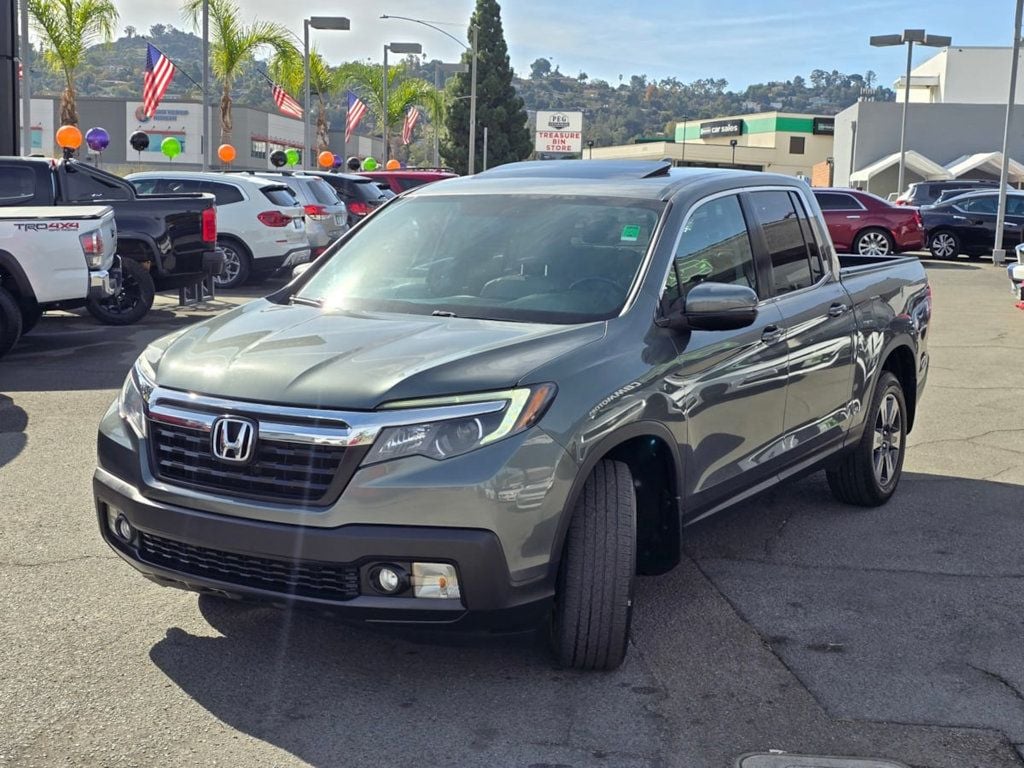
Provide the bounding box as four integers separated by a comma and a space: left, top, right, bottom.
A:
1, 259, 1022, 768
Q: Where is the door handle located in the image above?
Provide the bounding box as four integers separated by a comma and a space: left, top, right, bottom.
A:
845, 215, 861, 219
828, 302, 850, 317
761, 325, 785, 345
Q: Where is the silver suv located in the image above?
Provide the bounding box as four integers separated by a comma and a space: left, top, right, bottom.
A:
253, 172, 348, 256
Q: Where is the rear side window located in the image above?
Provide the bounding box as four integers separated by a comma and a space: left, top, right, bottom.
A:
958, 195, 998, 214
815, 192, 862, 211
204, 182, 244, 205
352, 179, 388, 201
750, 190, 816, 295
261, 186, 299, 207
0, 167, 37, 204
1007, 196, 1024, 215
63, 167, 131, 202
665, 194, 757, 303
307, 178, 342, 205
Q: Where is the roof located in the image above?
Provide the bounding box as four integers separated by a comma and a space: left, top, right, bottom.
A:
945, 152, 1024, 182
850, 151, 952, 183
301, 170, 379, 183
126, 170, 286, 188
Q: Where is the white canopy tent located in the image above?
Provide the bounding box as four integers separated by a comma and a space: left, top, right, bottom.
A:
850, 151, 952, 193
944, 152, 1024, 183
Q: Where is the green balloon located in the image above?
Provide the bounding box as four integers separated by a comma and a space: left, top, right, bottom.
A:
361, 156, 378, 171
286, 148, 300, 166
160, 136, 182, 159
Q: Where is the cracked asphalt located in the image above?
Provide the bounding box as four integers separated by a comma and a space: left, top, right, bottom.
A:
1, 257, 1022, 768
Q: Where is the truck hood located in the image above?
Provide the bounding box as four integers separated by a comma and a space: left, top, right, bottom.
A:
152, 299, 605, 409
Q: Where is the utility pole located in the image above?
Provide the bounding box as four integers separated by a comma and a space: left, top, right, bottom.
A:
19, 0, 29, 155
468, 24, 478, 174
1, 0, 19, 155
202, 0, 209, 170
994, 0, 1024, 267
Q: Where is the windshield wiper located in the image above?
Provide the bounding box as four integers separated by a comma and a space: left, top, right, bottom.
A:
431, 309, 458, 317
290, 295, 323, 308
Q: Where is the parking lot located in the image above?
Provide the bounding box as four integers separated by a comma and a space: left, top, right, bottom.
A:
1, 258, 1022, 768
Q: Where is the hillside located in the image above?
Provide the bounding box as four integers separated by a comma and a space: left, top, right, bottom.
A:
26, 26, 895, 147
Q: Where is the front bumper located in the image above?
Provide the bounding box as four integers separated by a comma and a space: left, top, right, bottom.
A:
94, 468, 553, 629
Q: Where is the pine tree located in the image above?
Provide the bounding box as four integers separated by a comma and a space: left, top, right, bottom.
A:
442, 0, 531, 174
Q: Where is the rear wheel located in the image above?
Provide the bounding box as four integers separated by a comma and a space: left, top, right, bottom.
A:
826, 371, 907, 507
87, 258, 154, 326
214, 239, 251, 289
550, 459, 636, 671
19, 304, 43, 335
929, 230, 960, 260
854, 228, 895, 256
0, 287, 24, 358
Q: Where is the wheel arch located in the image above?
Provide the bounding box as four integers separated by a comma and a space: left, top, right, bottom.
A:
879, 342, 918, 432
0, 249, 38, 306
549, 421, 684, 579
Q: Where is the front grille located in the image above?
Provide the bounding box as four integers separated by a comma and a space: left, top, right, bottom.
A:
150, 422, 347, 503
139, 532, 360, 601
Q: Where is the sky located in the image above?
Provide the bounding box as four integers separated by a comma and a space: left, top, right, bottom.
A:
105, 0, 1016, 90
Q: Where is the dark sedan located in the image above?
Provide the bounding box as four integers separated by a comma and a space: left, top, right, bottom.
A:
814, 188, 924, 255
922, 190, 1024, 259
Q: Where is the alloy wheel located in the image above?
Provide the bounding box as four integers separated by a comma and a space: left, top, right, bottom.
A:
857, 231, 892, 256
931, 233, 956, 258
872, 393, 903, 489
215, 247, 242, 287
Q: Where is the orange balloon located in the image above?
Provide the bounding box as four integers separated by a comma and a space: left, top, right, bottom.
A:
317, 150, 334, 168
56, 125, 83, 150
385, 158, 401, 171
218, 143, 236, 163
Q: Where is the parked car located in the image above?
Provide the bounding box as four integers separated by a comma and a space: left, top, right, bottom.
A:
814, 188, 924, 255
0, 205, 120, 356
0, 156, 220, 323
360, 168, 457, 195
922, 190, 1024, 259
94, 160, 930, 671
931, 185, 1009, 207
299, 171, 391, 226
128, 171, 310, 289
249, 172, 348, 257
894, 179, 998, 207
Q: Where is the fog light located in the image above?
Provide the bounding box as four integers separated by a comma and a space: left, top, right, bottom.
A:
412, 562, 460, 600
370, 564, 408, 595
114, 514, 135, 543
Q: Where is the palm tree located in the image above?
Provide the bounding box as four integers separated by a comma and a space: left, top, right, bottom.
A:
269, 49, 337, 152
28, 0, 119, 126
183, 0, 298, 144
337, 62, 438, 159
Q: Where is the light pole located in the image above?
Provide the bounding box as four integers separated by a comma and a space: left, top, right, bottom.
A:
680, 116, 687, 166
870, 29, 951, 196
381, 15, 478, 174
434, 61, 467, 167
201, 0, 209, 169
304, 16, 350, 168
730, 138, 738, 167
382, 41, 422, 163
993, 0, 1023, 267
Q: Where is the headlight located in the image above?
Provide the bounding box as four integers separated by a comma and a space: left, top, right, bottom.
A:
364, 384, 557, 464
117, 349, 159, 438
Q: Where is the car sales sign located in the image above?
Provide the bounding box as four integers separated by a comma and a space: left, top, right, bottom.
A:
535, 111, 583, 154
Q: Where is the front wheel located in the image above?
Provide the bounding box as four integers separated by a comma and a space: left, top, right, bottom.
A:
86, 258, 155, 326
854, 228, 895, 256
550, 460, 636, 671
929, 230, 960, 260
826, 371, 907, 507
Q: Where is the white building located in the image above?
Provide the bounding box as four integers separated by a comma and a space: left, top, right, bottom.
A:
894, 46, 1024, 104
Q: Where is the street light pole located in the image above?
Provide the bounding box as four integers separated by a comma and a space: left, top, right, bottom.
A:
304, 17, 350, 169
19, 0, 30, 156
382, 43, 389, 162
201, 0, 209, 169
468, 23, 478, 174
897, 38, 914, 195
993, 0, 1024, 267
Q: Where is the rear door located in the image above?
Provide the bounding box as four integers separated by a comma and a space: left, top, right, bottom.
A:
815, 191, 867, 252
662, 192, 789, 507
954, 194, 1001, 251
748, 188, 858, 463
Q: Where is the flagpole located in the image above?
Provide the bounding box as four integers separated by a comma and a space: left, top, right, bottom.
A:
201, 0, 209, 170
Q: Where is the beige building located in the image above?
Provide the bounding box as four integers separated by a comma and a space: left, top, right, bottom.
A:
590, 111, 836, 179
894, 46, 1024, 105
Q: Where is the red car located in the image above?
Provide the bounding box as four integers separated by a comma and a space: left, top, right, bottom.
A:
813, 188, 924, 255
361, 168, 457, 194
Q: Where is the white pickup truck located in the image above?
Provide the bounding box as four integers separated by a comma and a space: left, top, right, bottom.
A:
0, 205, 119, 359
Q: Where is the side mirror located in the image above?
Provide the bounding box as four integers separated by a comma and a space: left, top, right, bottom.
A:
291, 263, 311, 280
660, 282, 758, 332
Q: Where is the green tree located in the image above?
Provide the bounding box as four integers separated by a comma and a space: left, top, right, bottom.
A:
28, 0, 119, 126
529, 57, 551, 79
442, 0, 531, 174
182, 0, 298, 143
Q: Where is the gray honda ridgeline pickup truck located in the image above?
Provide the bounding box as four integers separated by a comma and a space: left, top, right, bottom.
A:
95, 161, 930, 670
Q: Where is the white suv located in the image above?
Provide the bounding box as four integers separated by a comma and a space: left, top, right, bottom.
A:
128, 171, 310, 289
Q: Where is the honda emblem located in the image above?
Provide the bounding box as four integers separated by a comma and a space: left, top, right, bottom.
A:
211, 417, 257, 463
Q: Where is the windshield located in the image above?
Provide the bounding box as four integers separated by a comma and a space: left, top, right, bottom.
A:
292, 194, 664, 324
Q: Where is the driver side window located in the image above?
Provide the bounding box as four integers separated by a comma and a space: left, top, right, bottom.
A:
664, 194, 757, 304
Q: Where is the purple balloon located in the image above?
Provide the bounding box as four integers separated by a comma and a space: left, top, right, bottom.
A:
85, 127, 109, 153
332, 153, 343, 169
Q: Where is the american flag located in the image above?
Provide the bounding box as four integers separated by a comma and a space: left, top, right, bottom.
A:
401, 107, 421, 145
345, 91, 367, 142
271, 83, 303, 119
142, 43, 175, 118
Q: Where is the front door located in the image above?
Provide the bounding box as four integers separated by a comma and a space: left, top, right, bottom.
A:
660, 193, 790, 511
747, 189, 857, 463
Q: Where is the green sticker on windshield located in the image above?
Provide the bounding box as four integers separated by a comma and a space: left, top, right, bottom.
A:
621, 224, 641, 242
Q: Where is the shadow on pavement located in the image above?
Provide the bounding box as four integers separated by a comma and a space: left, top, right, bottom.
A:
0, 394, 28, 470
919, 259, 984, 270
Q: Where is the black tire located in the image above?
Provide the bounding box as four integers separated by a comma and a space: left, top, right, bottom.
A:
853, 228, 895, 256
0, 286, 24, 358
928, 229, 960, 260
550, 459, 636, 671
214, 238, 251, 289
19, 304, 43, 335
826, 371, 907, 507
86, 258, 155, 326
